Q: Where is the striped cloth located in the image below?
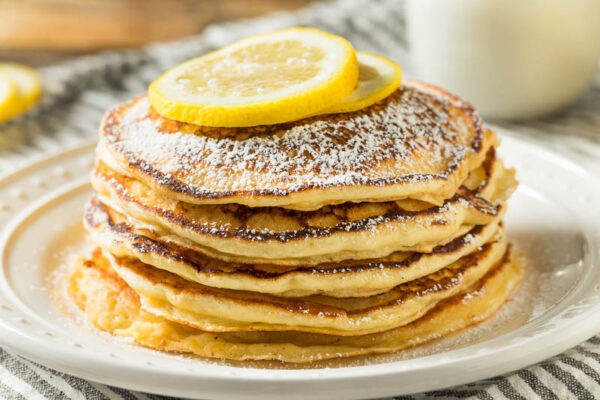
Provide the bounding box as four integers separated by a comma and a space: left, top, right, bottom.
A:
1, 0, 600, 398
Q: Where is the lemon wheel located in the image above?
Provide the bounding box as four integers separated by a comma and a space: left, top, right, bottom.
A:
0, 63, 42, 122
0, 75, 18, 123
149, 27, 359, 127
322, 51, 402, 115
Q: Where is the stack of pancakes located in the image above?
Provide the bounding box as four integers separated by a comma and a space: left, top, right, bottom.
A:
69, 80, 525, 363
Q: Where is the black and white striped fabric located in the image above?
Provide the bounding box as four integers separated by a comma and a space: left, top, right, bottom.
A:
1, 0, 599, 398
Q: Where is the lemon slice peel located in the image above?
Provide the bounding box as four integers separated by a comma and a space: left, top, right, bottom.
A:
0, 63, 42, 122
149, 27, 359, 127
321, 51, 402, 115
0, 75, 19, 123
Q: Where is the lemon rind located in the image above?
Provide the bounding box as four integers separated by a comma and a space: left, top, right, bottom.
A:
0, 75, 19, 123
149, 27, 359, 127
0, 63, 42, 122
322, 51, 402, 115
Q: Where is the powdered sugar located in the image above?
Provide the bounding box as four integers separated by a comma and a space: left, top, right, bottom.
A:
463, 233, 476, 245
101, 81, 482, 196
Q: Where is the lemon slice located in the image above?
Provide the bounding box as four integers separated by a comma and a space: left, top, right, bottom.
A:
0, 63, 42, 120
149, 27, 359, 127
322, 51, 402, 115
0, 75, 18, 123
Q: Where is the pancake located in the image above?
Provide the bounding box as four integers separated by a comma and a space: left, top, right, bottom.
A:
97, 229, 507, 336
68, 245, 525, 363
97, 80, 497, 211
71, 54, 526, 364
85, 198, 505, 298
90, 148, 516, 264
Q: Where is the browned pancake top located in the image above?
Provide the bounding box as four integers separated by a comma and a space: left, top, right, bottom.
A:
99, 80, 484, 199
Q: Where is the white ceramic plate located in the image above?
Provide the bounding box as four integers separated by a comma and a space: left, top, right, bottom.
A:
1, 132, 600, 400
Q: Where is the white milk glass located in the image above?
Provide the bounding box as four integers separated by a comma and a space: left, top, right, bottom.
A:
406, 0, 600, 119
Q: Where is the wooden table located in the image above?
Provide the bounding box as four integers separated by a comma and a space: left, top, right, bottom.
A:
0, 0, 317, 67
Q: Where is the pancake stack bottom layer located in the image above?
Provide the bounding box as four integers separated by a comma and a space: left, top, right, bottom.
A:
70, 80, 526, 363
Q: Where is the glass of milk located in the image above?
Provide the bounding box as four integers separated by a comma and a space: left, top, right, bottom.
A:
406, 0, 600, 119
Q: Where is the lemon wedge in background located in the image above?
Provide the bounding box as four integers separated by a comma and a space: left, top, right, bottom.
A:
0, 75, 18, 123
0, 63, 42, 122
149, 27, 359, 127
321, 51, 402, 115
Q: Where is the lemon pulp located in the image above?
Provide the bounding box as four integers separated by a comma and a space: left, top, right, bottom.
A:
149, 27, 359, 127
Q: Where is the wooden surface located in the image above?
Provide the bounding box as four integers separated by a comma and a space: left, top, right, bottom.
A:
0, 0, 317, 67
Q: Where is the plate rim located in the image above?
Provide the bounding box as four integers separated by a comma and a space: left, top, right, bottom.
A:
1, 132, 600, 398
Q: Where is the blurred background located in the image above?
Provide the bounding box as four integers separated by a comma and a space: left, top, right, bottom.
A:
0, 0, 598, 162
0, 0, 318, 67
2, 0, 599, 118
